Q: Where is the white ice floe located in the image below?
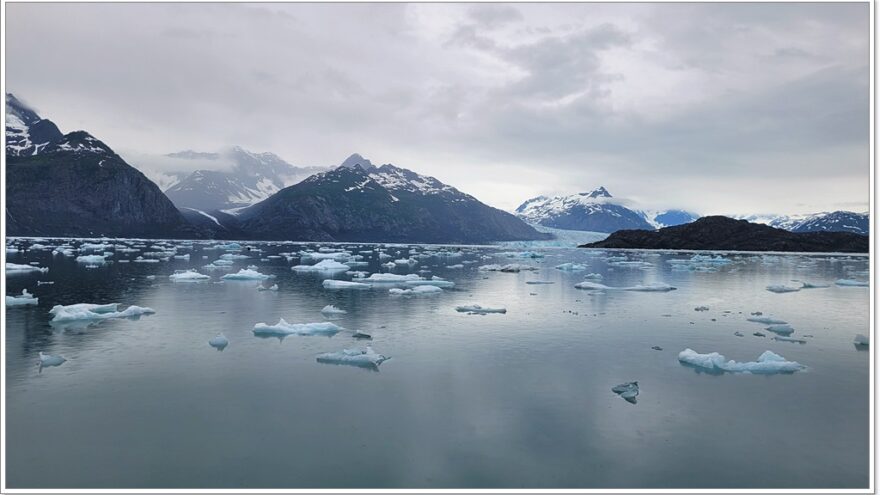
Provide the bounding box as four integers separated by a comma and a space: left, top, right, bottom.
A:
6, 263, 48, 274
221, 268, 274, 280
766, 285, 801, 294
209, 333, 229, 350
323, 280, 371, 290
316, 346, 389, 368
583, 273, 604, 280
49, 303, 155, 322
169, 270, 211, 282
6, 289, 38, 307
765, 324, 795, 336
556, 263, 588, 271
321, 305, 347, 315
253, 319, 342, 337
219, 253, 250, 260
292, 259, 350, 272
836, 279, 869, 287
677, 348, 805, 374
39, 351, 66, 368
404, 279, 455, 288
364, 273, 422, 283
390, 285, 443, 296
574, 281, 677, 292
76, 254, 107, 264
257, 284, 279, 291
478, 263, 538, 273
455, 304, 507, 314
854, 334, 870, 346
747, 316, 788, 325
773, 335, 806, 344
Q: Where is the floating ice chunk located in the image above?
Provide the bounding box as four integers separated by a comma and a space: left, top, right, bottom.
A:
526, 281, 554, 285
222, 268, 274, 280
292, 259, 350, 272
677, 348, 805, 374
773, 335, 806, 344
209, 333, 229, 350
6, 263, 48, 274
253, 319, 342, 337
364, 273, 422, 283
611, 381, 639, 404
39, 351, 66, 368
390, 285, 443, 296
220, 253, 250, 260
455, 304, 506, 314
352, 330, 372, 340
80, 242, 111, 251
169, 270, 210, 282
583, 273, 604, 280
854, 334, 870, 346
76, 254, 107, 264
446, 264, 464, 269
321, 305, 347, 315
574, 281, 676, 292
257, 284, 279, 291
316, 346, 389, 369
212, 259, 235, 265
836, 279, 868, 287
6, 289, 38, 307
574, 281, 609, 290
556, 263, 588, 271
49, 303, 155, 322
323, 280, 371, 290
765, 324, 795, 336
404, 279, 455, 288
747, 316, 788, 325
766, 285, 801, 293
800, 281, 830, 289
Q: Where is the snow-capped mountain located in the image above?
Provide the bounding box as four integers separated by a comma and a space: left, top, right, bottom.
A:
733, 211, 868, 235
157, 147, 324, 212
642, 209, 701, 228
237, 153, 549, 243
5, 93, 63, 156
5, 94, 196, 238
515, 187, 659, 233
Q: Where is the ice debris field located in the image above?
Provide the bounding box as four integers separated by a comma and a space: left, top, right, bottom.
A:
5, 237, 870, 382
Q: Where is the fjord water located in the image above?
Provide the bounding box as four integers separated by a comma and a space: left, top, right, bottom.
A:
5, 240, 869, 489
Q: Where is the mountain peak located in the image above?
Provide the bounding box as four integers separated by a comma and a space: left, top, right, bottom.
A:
582, 186, 612, 199
339, 153, 374, 170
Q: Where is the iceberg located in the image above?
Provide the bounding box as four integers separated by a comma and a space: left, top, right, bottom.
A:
766, 284, 801, 293
364, 273, 422, 283
316, 346, 389, 369
765, 324, 795, 336
219, 253, 250, 260
854, 334, 869, 347
836, 279, 868, 287
292, 259, 350, 272
389, 285, 443, 296
253, 319, 342, 337
583, 273, 604, 280
257, 284, 279, 291
6, 289, 38, 307
404, 279, 455, 288
455, 304, 507, 314
209, 333, 229, 350
611, 381, 639, 404
76, 254, 107, 264
39, 351, 66, 368
6, 263, 48, 274
747, 316, 788, 325
478, 263, 538, 273
574, 281, 676, 292
221, 268, 274, 280
321, 305, 347, 315
678, 348, 805, 374
323, 280, 371, 290
800, 281, 830, 289
49, 303, 155, 323
556, 263, 587, 271
773, 335, 806, 344
169, 270, 211, 282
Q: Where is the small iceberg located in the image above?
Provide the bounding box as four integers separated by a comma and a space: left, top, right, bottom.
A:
574, 281, 676, 292
800, 281, 830, 289
292, 259, 350, 272
766, 285, 801, 294
321, 305, 347, 315
556, 263, 587, 271
257, 284, 279, 291
352, 330, 372, 340
363, 273, 422, 283
405, 279, 455, 288
747, 316, 788, 325
169, 270, 210, 282
390, 285, 443, 296
253, 319, 342, 337
209, 333, 229, 351
836, 279, 868, 287
39, 351, 66, 369
455, 304, 507, 315
678, 348, 805, 374
76, 254, 107, 264
221, 268, 274, 281
611, 381, 639, 404
323, 280, 371, 290
765, 324, 795, 336
6, 262, 48, 274
316, 346, 389, 369
773, 335, 806, 344
49, 303, 155, 323
854, 334, 870, 347
6, 289, 38, 307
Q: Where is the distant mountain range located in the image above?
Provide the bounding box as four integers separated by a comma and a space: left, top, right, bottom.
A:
582, 216, 868, 253
515, 187, 698, 233
735, 211, 869, 236
235, 154, 549, 242
5, 94, 196, 238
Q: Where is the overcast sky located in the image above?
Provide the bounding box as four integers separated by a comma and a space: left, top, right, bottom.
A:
5, 2, 869, 214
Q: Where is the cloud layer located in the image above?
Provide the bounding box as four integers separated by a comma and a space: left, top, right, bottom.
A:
5, 3, 869, 214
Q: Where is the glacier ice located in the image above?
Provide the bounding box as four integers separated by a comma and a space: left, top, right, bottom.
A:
323, 280, 371, 290
556, 263, 588, 271
6, 263, 48, 274
390, 285, 443, 296
169, 270, 211, 282
39, 351, 66, 368
253, 319, 342, 337
455, 304, 507, 314
364, 273, 422, 283
765, 324, 795, 336
6, 289, 38, 307
49, 303, 156, 323
292, 259, 350, 272
209, 333, 229, 350
611, 381, 639, 404
76, 254, 107, 264
222, 268, 274, 280
321, 305, 347, 315
766, 285, 801, 294
316, 346, 389, 369
678, 348, 805, 374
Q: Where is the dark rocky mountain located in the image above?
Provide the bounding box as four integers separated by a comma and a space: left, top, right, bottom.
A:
515, 187, 655, 233
5, 95, 196, 238
236, 154, 551, 243
581, 216, 868, 253
158, 147, 325, 212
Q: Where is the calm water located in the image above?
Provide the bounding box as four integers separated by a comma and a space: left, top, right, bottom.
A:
5, 238, 870, 488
